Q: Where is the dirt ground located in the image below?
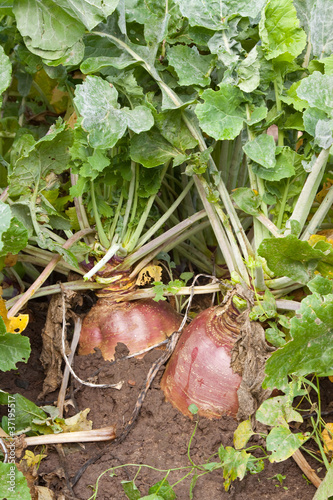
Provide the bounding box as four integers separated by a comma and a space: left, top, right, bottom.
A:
0, 299, 326, 500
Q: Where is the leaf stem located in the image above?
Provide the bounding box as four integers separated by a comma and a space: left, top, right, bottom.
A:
7, 229, 95, 317
285, 148, 331, 236
90, 180, 110, 248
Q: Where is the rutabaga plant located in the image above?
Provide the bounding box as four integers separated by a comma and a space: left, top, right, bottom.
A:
1, 0, 333, 492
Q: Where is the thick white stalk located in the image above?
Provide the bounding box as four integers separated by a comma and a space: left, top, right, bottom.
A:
301, 186, 333, 241
285, 148, 331, 236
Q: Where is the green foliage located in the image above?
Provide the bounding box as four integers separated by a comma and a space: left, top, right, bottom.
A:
0, 331, 30, 372
264, 292, 333, 389
0, 463, 31, 500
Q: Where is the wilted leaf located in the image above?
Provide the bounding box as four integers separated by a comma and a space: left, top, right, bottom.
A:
0, 297, 29, 334
136, 265, 162, 286
233, 419, 254, 449
60, 408, 92, 433
322, 423, 333, 454
21, 450, 47, 468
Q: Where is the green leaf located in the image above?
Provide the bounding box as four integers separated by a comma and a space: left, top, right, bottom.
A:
140, 495, 164, 500
313, 460, 333, 500
121, 480, 141, 500
149, 480, 176, 500
13, 0, 119, 60
188, 403, 198, 415
0, 392, 48, 434
237, 47, 260, 93
0, 217, 29, 257
265, 322, 286, 347
266, 425, 308, 462
74, 75, 154, 149
9, 123, 73, 197
175, 0, 266, 30
294, 0, 333, 59
259, 0, 306, 61
155, 110, 198, 152
258, 235, 324, 284
307, 276, 333, 295
0, 45, 12, 105
81, 54, 138, 73
243, 134, 276, 169
247, 105, 268, 126
249, 290, 278, 322
256, 395, 303, 427
195, 85, 246, 141
280, 81, 308, 112
233, 419, 254, 450
167, 45, 215, 87
252, 146, 297, 181
263, 293, 333, 389
0, 202, 13, 252
0, 463, 31, 500
0, 333, 31, 372
231, 187, 261, 216
297, 72, 333, 118
130, 129, 181, 167
208, 21, 242, 66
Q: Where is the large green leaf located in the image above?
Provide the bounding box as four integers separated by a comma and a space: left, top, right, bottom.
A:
252, 146, 297, 181
259, 0, 307, 61
243, 134, 276, 169
266, 426, 308, 462
0, 391, 49, 434
258, 234, 324, 284
208, 19, 242, 66
175, 0, 266, 30
167, 45, 215, 87
0, 463, 31, 500
0, 45, 12, 105
0, 332, 31, 372
13, 0, 119, 59
74, 75, 154, 149
263, 292, 333, 389
294, 0, 333, 58
9, 123, 73, 196
195, 85, 246, 140
297, 72, 333, 118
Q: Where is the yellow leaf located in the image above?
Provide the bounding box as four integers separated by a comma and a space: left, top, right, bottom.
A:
60, 408, 92, 433
322, 423, 333, 454
329, 376, 333, 383
136, 265, 162, 286
21, 450, 47, 467
0, 294, 29, 333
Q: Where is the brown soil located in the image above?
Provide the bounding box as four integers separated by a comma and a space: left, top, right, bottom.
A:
0, 301, 324, 500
